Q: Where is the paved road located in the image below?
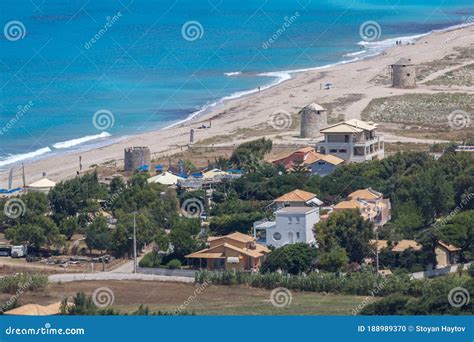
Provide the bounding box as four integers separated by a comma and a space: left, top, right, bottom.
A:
48, 272, 194, 283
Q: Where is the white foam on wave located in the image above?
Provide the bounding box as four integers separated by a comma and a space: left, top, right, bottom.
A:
358, 21, 474, 51
224, 71, 242, 76
52, 132, 111, 149
165, 57, 370, 130
343, 50, 367, 57
0, 147, 52, 168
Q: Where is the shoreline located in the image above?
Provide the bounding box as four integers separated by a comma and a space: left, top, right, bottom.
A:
1, 23, 474, 186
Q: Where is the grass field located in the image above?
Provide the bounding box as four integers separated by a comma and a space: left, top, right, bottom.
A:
1, 280, 368, 315
361, 93, 473, 130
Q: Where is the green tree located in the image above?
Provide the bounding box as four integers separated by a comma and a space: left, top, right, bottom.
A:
85, 216, 110, 254
230, 138, 272, 171
59, 216, 79, 240
392, 202, 424, 237
318, 247, 349, 272
153, 230, 170, 253
315, 209, 372, 263
437, 210, 474, 260
261, 243, 317, 274
5, 224, 45, 248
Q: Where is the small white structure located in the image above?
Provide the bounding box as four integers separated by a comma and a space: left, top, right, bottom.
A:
253, 207, 319, 248
147, 172, 184, 186
27, 178, 56, 194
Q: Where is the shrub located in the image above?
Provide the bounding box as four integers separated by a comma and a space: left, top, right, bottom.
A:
469, 264, 474, 278
359, 294, 411, 315
261, 243, 317, 274
318, 247, 349, 272
195, 269, 415, 296
0, 274, 48, 294
138, 252, 162, 268
167, 259, 182, 269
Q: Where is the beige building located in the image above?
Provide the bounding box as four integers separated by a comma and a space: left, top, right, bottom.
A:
333, 188, 391, 227
316, 119, 384, 163
435, 240, 460, 268
370, 239, 422, 253
186, 232, 270, 271
272, 189, 323, 210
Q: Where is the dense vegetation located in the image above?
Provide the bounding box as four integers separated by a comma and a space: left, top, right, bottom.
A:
261, 243, 317, 274
0, 171, 203, 261
360, 268, 474, 315
210, 146, 474, 267
60, 292, 193, 316
196, 268, 473, 315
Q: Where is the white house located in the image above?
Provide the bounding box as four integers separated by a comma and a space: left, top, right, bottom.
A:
253, 207, 319, 248
271, 189, 323, 210
316, 119, 384, 163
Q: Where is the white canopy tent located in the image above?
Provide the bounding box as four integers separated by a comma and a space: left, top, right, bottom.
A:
27, 178, 56, 193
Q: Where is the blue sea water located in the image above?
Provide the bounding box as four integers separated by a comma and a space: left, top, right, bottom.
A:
0, 0, 473, 168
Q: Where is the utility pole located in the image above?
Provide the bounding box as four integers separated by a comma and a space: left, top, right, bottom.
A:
21, 163, 26, 188
133, 211, 137, 274
375, 231, 379, 273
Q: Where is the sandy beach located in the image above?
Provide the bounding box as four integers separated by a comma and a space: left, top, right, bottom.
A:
2, 24, 474, 187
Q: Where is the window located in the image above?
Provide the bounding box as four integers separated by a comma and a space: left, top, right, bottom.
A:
288, 217, 292, 224
330, 149, 338, 153
273, 232, 282, 241
295, 217, 300, 224
318, 161, 325, 165
344, 135, 350, 143
296, 232, 300, 239
406, 73, 411, 76
338, 149, 347, 153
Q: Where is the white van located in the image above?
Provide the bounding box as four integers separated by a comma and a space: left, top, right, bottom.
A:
11, 245, 27, 258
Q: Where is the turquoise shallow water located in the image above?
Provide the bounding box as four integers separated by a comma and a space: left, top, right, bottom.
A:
0, 0, 473, 168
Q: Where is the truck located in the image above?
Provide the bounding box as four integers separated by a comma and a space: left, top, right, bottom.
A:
0, 245, 11, 257
11, 245, 27, 258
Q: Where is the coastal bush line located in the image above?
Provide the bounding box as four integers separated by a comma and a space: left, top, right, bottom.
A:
0, 274, 48, 294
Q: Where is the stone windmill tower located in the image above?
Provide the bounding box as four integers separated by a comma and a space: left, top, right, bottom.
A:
389, 58, 416, 88
300, 103, 328, 139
